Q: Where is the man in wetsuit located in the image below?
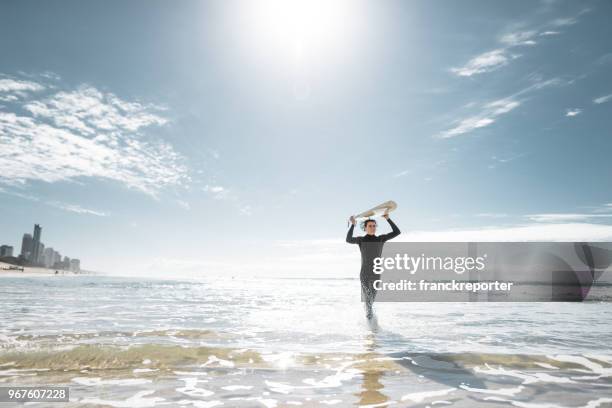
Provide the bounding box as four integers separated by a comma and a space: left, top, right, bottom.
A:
346, 213, 401, 319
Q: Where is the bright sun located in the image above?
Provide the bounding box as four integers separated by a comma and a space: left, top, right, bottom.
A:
243, 0, 360, 65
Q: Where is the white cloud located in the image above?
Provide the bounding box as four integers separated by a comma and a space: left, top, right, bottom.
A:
593, 94, 612, 104
176, 200, 191, 210
500, 31, 538, 46
47, 201, 109, 216
438, 98, 520, 138
394, 223, 612, 242
565, 108, 582, 117
208, 149, 220, 159
439, 117, 495, 138
0, 78, 189, 197
0, 186, 108, 216
438, 78, 567, 139
551, 17, 577, 27
476, 213, 509, 218
23, 86, 167, 134
451, 10, 585, 78
240, 205, 252, 216
201, 183, 252, 216
488, 152, 528, 169
526, 213, 612, 222
0, 78, 45, 102
393, 169, 411, 178
0, 78, 45, 93
487, 99, 521, 115
450, 49, 511, 77
203, 184, 228, 200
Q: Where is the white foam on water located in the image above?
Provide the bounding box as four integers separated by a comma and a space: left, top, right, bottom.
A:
176, 400, 223, 408
221, 385, 253, 391
460, 384, 524, 396
0, 369, 36, 377
200, 355, 234, 368
261, 351, 295, 370
548, 355, 612, 381
401, 387, 456, 403
475, 364, 575, 384
176, 377, 214, 398
535, 363, 559, 370
547, 355, 605, 373
227, 396, 278, 408
483, 396, 612, 408
79, 390, 164, 407
134, 368, 159, 373
173, 371, 209, 376
72, 377, 152, 386
320, 399, 343, 405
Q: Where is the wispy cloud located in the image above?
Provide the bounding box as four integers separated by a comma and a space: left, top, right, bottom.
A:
450, 49, 515, 77
239, 205, 252, 216
202, 183, 253, 215
0, 186, 108, 216
394, 222, 612, 242
451, 10, 586, 77
551, 17, 577, 27
565, 108, 582, 117
476, 213, 509, 218
0, 77, 45, 102
593, 94, 612, 104
0, 75, 189, 197
438, 98, 520, 138
499, 30, 538, 46
488, 152, 528, 169
176, 200, 191, 210
393, 169, 412, 178
526, 213, 612, 223
203, 184, 229, 200
47, 201, 109, 216
438, 78, 564, 138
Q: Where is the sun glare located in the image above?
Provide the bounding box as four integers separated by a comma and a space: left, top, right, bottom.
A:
244, 0, 359, 65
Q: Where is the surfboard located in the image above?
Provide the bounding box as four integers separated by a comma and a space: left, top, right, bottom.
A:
354, 200, 397, 219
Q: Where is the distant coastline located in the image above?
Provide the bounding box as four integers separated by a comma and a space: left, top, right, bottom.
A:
0, 260, 97, 276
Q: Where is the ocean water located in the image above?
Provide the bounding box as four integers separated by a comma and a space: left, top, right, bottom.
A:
0, 275, 611, 407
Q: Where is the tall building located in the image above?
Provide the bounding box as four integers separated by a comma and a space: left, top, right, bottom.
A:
0, 245, 13, 257
20, 233, 33, 261
37, 242, 45, 264
43, 247, 55, 268
69, 258, 81, 273
32, 224, 42, 264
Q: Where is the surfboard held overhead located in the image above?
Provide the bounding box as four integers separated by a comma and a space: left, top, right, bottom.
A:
353, 200, 397, 219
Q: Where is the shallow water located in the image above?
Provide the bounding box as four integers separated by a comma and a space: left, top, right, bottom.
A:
1, 275, 611, 407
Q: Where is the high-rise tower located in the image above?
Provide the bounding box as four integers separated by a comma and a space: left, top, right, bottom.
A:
32, 224, 42, 263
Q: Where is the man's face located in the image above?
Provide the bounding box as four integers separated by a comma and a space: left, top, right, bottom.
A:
365, 221, 377, 234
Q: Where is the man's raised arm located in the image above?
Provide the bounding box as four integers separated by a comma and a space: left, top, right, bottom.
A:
346, 216, 360, 244
380, 216, 401, 242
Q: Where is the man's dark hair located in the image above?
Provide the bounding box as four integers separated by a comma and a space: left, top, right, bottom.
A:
360, 218, 377, 231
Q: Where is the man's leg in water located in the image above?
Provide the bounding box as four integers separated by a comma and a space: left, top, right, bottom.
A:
360, 278, 376, 319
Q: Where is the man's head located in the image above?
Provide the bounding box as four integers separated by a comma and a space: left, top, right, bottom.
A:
362, 219, 377, 235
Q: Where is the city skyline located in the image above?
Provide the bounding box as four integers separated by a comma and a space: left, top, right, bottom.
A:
0, 223, 81, 272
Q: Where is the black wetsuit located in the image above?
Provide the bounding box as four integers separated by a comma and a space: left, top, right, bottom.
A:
346, 218, 401, 316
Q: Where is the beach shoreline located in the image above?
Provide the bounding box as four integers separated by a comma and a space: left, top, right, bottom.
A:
0, 260, 84, 276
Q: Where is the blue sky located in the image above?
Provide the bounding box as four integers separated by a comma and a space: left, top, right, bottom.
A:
1, 0, 611, 276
